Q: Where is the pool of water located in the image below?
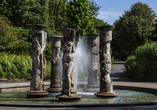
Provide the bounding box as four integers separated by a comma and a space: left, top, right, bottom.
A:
0, 89, 157, 104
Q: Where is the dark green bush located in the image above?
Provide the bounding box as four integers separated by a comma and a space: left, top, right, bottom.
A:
125, 42, 157, 81
125, 55, 139, 78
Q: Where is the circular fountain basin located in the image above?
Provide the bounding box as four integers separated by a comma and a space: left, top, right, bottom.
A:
0, 86, 157, 107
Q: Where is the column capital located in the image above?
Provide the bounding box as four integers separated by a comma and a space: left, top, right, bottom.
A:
48, 35, 63, 40
96, 25, 115, 32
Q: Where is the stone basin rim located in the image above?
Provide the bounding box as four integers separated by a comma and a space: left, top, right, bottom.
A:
0, 85, 157, 107
0, 100, 157, 108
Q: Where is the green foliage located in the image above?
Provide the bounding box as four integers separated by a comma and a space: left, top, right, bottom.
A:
0, 0, 49, 27
0, 0, 102, 55
111, 57, 114, 66
45, 61, 51, 79
0, 16, 19, 51
93, 17, 108, 33
0, 16, 31, 55
88, 0, 101, 17
93, 17, 107, 26
125, 42, 157, 81
48, 0, 67, 32
0, 53, 51, 79
135, 42, 157, 60
113, 2, 156, 56
0, 53, 32, 79
66, 0, 96, 42
0, 0, 50, 55
125, 55, 138, 78
151, 19, 157, 41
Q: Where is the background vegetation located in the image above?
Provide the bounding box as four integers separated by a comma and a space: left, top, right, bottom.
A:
0, 0, 157, 81
0, 0, 106, 79
113, 2, 157, 81
112, 2, 157, 60
125, 42, 157, 81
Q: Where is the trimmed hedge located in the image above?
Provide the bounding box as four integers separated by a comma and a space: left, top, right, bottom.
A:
125, 42, 157, 81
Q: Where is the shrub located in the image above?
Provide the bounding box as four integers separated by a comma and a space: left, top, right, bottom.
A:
125, 55, 139, 78
0, 53, 32, 79
0, 16, 19, 51
0, 52, 52, 80
125, 42, 157, 81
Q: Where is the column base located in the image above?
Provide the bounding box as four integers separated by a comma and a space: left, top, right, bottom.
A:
25, 90, 49, 98
56, 93, 82, 100
46, 87, 62, 93
95, 92, 118, 97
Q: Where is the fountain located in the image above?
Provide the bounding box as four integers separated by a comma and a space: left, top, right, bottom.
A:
82, 34, 100, 92
46, 35, 62, 93
1, 25, 157, 109
25, 24, 49, 97
56, 28, 82, 99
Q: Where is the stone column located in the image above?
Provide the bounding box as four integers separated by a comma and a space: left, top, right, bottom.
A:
95, 25, 118, 97
83, 34, 99, 92
56, 28, 82, 100
47, 35, 62, 92
25, 24, 49, 97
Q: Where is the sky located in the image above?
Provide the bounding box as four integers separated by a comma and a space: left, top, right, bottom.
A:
94, 0, 157, 25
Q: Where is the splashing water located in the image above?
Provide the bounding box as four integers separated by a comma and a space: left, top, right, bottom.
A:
74, 37, 89, 87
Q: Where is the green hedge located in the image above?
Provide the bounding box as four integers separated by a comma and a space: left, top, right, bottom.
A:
0, 53, 51, 80
125, 42, 157, 81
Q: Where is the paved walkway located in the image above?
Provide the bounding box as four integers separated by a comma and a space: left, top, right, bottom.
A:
111, 60, 157, 89
0, 60, 157, 110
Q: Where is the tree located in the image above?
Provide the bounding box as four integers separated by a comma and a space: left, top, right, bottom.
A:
88, 0, 101, 17
112, 2, 156, 56
47, 0, 67, 36
48, 0, 67, 30
66, 0, 96, 42
0, 0, 49, 27
151, 19, 157, 41
0, 0, 50, 54
0, 16, 19, 51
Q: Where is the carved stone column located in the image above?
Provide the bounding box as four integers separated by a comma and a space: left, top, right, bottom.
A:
83, 34, 99, 92
25, 24, 49, 97
56, 28, 82, 100
47, 35, 62, 92
95, 25, 118, 97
